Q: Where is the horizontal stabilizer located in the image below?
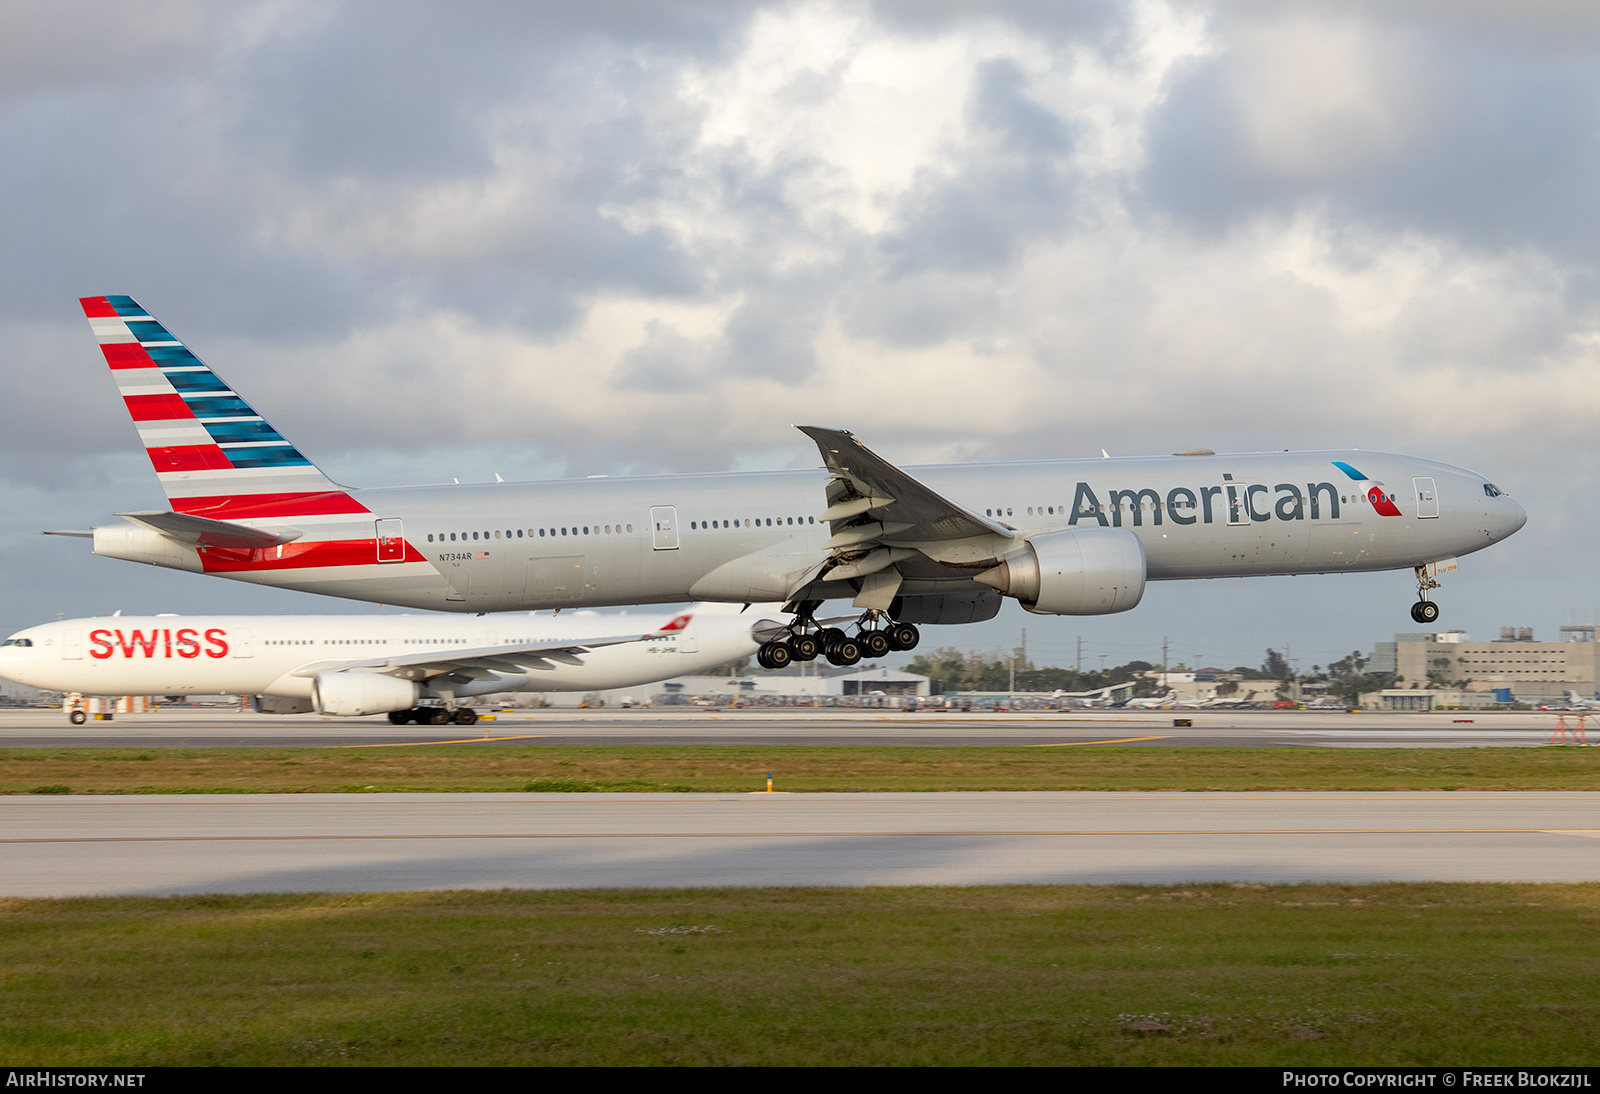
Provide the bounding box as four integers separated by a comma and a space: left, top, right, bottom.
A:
41, 530, 94, 538
116, 510, 303, 550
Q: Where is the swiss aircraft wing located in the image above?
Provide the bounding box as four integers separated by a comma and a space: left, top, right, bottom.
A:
116, 510, 303, 550
792, 426, 1014, 605
290, 614, 695, 683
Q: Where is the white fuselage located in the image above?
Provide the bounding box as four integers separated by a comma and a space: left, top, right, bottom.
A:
95, 451, 1528, 614
0, 607, 767, 700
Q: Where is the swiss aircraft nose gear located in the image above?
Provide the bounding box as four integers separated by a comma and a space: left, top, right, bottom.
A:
387, 706, 476, 726
1411, 563, 1442, 624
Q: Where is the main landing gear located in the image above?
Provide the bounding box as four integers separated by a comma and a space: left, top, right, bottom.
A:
1410, 564, 1441, 624
388, 706, 477, 726
756, 608, 921, 669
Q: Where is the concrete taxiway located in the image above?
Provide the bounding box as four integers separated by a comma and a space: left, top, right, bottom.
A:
3, 791, 1597, 896
0, 707, 1583, 748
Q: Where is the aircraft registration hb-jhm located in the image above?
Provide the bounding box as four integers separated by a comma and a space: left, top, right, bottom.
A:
0, 605, 778, 724
59, 295, 1527, 670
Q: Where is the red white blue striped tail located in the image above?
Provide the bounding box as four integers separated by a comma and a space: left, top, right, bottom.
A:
80, 295, 369, 522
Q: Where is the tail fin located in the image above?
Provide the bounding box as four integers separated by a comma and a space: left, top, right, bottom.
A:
655, 613, 693, 633
80, 295, 367, 521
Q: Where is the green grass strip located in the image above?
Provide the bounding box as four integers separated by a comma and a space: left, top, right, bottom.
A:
2, 883, 1597, 1065
2, 744, 1599, 794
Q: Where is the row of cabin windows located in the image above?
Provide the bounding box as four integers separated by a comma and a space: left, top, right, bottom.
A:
264, 638, 472, 646
690, 517, 815, 530
426, 525, 634, 543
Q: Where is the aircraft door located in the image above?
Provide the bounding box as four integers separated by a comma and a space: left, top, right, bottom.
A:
1221, 481, 1252, 526
1413, 478, 1439, 519
376, 518, 405, 562
650, 506, 679, 550
62, 630, 82, 659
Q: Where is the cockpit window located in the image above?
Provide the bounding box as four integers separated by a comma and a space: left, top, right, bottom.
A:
1483, 483, 1503, 497
1, 638, 32, 647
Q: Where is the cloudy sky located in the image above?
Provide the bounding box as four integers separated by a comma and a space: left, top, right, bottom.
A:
3, 0, 1599, 676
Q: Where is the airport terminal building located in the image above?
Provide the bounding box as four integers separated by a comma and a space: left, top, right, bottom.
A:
1370, 625, 1600, 706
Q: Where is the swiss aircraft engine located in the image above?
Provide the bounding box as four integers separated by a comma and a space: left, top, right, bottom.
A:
974, 527, 1146, 615
311, 673, 420, 717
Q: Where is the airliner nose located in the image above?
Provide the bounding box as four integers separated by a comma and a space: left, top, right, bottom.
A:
1497, 496, 1527, 541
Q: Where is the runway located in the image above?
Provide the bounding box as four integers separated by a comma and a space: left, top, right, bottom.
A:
3, 791, 1597, 896
0, 707, 1581, 749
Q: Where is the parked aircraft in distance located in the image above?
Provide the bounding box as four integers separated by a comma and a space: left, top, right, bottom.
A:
60, 296, 1527, 669
0, 605, 775, 724
1123, 691, 1179, 709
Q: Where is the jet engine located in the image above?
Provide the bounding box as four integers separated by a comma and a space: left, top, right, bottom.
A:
311, 673, 420, 717
975, 527, 1145, 615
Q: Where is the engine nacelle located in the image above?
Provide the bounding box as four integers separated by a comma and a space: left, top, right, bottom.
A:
311, 673, 419, 717
975, 527, 1145, 615
889, 590, 1003, 625
252, 694, 315, 715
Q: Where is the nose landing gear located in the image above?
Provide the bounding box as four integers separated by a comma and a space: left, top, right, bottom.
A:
1411, 563, 1442, 624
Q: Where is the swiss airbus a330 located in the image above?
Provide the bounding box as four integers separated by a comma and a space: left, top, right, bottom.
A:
0, 605, 774, 724
57, 295, 1526, 670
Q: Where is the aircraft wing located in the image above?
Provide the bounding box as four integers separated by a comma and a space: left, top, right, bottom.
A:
116, 510, 303, 550
289, 614, 695, 683
791, 426, 1014, 605
797, 427, 1012, 542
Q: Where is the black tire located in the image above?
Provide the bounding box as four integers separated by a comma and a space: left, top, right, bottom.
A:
453, 708, 478, 726
69, 710, 86, 725
817, 627, 846, 652
791, 634, 820, 661
387, 710, 412, 725
887, 622, 920, 651
766, 641, 793, 669
829, 637, 863, 667
1416, 601, 1439, 624
861, 630, 891, 658
424, 708, 450, 726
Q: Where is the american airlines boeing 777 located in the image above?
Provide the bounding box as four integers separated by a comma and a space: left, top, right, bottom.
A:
59, 295, 1527, 670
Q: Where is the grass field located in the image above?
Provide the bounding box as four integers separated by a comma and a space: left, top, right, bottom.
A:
2, 744, 1599, 794
2, 883, 1597, 1065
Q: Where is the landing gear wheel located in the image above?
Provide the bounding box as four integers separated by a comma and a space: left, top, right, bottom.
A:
758, 640, 793, 670
860, 630, 891, 658
69, 710, 86, 725
388, 710, 413, 725
453, 708, 478, 726
827, 636, 863, 667
1411, 601, 1439, 624
424, 708, 450, 726
817, 627, 846, 652
790, 633, 820, 662
885, 622, 919, 651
